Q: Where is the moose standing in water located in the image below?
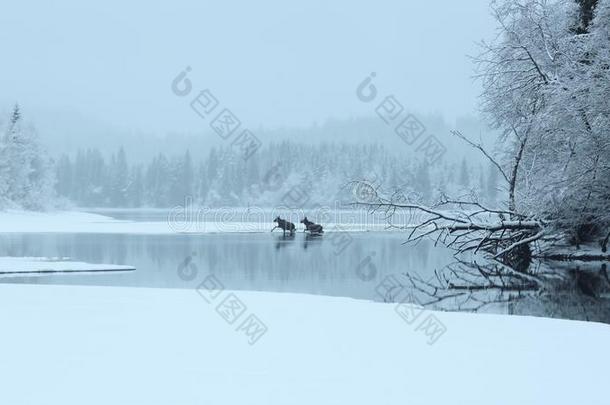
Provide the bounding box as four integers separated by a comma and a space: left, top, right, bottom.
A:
301, 217, 324, 235
272, 216, 296, 236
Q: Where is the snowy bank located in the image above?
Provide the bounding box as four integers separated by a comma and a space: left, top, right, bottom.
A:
0, 210, 131, 233
0, 257, 134, 276
0, 284, 607, 404
0, 210, 392, 234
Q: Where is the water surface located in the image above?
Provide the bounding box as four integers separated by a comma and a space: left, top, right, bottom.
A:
1, 209, 608, 324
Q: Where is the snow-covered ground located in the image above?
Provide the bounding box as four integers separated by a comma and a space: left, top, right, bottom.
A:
0, 283, 607, 405
0, 257, 134, 276
0, 209, 393, 234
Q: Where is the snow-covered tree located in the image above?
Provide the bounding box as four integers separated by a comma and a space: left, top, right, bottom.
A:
348, 0, 609, 262
474, 0, 610, 242
1, 104, 55, 210
108, 147, 129, 207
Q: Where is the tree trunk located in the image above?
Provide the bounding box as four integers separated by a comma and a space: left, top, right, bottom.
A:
508, 136, 527, 217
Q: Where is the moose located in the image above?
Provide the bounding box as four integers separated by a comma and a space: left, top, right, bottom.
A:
301, 217, 324, 234
271, 216, 296, 236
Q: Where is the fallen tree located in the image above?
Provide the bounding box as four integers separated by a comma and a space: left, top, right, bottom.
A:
349, 126, 550, 265
351, 189, 546, 268
350, 130, 605, 266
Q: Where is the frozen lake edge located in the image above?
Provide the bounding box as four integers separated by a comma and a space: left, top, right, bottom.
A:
0, 256, 135, 277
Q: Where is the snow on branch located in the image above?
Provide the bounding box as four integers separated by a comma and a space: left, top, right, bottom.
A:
349, 182, 544, 259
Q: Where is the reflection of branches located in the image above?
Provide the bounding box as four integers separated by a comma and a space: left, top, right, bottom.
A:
377, 257, 610, 322
396, 259, 610, 320
401, 260, 542, 312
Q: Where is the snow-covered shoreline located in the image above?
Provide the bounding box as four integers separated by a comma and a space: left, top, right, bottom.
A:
0, 210, 394, 234
0, 283, 607, 405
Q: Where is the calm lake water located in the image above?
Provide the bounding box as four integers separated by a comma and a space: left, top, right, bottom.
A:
0, 230, 454, 300
1, 209, 609, 324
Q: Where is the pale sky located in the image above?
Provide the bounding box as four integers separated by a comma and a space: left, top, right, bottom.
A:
0, 0, 496, 136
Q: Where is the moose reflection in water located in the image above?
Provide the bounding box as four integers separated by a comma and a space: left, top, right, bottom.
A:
273, 233, 324, 250
386, 260, 610, 324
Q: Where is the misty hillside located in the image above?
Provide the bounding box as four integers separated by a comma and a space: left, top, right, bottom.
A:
29, 109, 496, 165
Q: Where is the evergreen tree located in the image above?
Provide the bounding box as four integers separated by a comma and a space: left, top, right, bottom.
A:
478, 167, 486, 199
5, 104, 32, 203
416, 163, 431, 203
486, 161, 499, 204
127, 166, 144, 207
197, 162, 208, 204
109, 147, 129, 206
55, 155, 73, 199
459, 158, 469, 188
1, 104, 55, 209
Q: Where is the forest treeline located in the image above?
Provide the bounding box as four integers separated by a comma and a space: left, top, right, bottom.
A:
1, 104, 498, 210
54, 143, 499, 208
